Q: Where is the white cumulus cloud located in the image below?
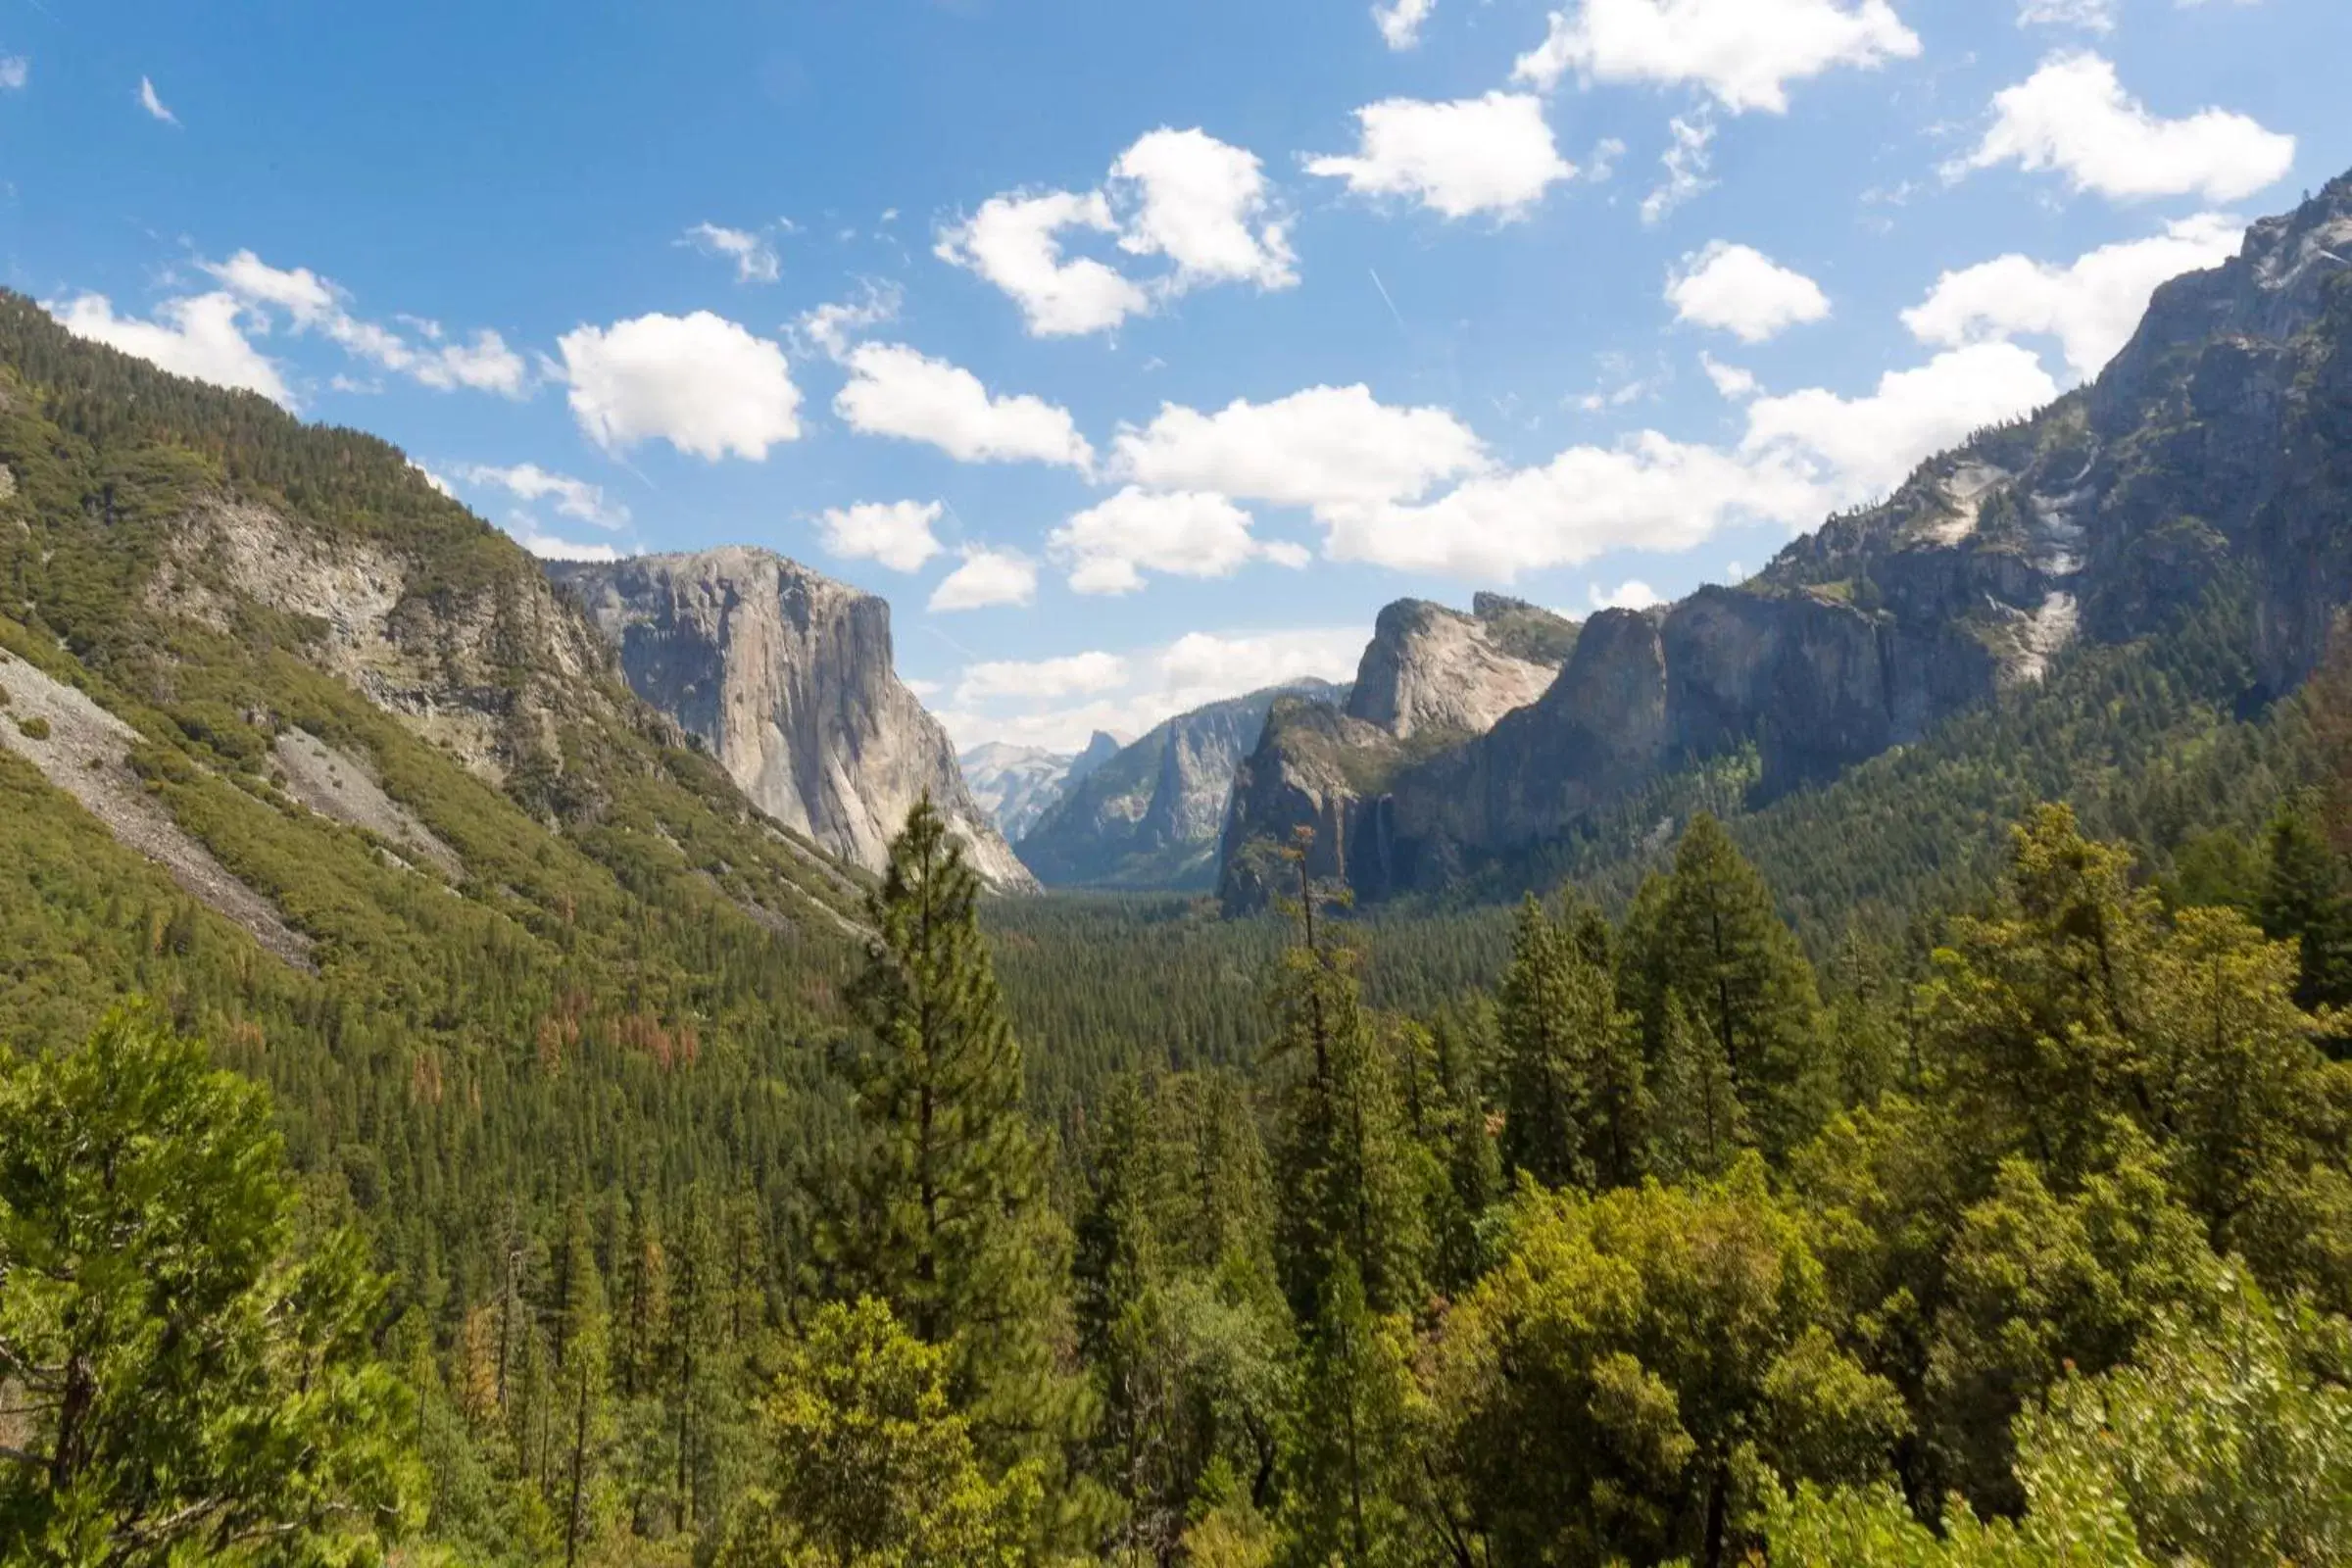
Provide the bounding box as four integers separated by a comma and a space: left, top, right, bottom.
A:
1113, 384, 1490, 514
559, 312, 802, 461
1740, 342, 2061, 507
0, 56, 27, 90
49, 292, 290, 405
1952, 52, 2295, 203
818, 500, 945, 574
929, 546, 1040, 612
835, 343, 1095, 469
1306, 92, 1575, 220
1591, 579, 1665, 611
1051, 487, 1305, 595
1513, 0, 1921, 115
200, 250, 530, 397
793, 281, 902, 361
511, 529, 622, 564
1641, 114, 1718, 224
1666, 242, 1831, 343
956, 651, 1131, 705
1902, 213, 2245, 381
1110, 128, 1297, 292
936, 189, 1152, 338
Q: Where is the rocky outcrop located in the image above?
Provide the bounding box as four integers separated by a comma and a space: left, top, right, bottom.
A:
1221, 172, 2352, 909
554, 548, 1034, 891
1348, 596, 1575, 741
961, 731, 1125, 844
1019, 681, 1344, 890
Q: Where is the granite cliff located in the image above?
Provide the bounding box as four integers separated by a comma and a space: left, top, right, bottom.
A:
552, 549, 1034, 891
1017, 681, 1346, 890
960, 732, 1121, 843
1222, 173, 2352, 910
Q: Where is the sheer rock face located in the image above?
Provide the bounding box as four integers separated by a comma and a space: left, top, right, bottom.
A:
1221, 173, 2352, 908
1346, 597, 1572, 742
553, 548, 1035, 891
1018, 682, 1345, 890
960, 743, 1078, 845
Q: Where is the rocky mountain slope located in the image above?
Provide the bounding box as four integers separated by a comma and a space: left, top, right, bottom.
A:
1222, 172, 2352, 910
1017, 681, 1346, 890
960, 731, 1120, 844
552, 550, 1033, 892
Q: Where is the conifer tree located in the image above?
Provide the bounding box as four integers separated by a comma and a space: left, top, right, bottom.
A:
2258, 797, 2352, 1023
1265, 830, 1428, 1323
555, 1200, 612, 1568
1497, 895, 1649, 1192
1623, 814, 1828, 1158
832, 795, 1071, 1458
1277, 1259, 1423, 1568
1650, 991, 1749, 1182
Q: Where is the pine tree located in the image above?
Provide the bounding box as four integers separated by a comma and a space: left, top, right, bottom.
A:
2258, 797, 2352, 1023
1277, 1259, 1422, 1568
1623, 814, 1828, 1158
1265, 830, 1428, 1324
1497, 895, 1649, 1192
831, 795, 1072, 1459
1650, 991, 1749, 1181
555, 1200, 612, 1568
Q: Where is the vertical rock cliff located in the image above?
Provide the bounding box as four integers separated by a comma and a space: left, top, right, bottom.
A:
552, 548, 1035, 891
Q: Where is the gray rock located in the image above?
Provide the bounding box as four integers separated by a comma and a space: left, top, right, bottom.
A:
552, 548, 1035, 891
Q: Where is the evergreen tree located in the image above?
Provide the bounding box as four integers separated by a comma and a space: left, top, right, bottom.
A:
830, 796, 1072, 1458
1277, 1260, 1423, 1568
1265, 830, 1428, 1323
1650, 990, 1749, 1181
1623, 814, 1828, 1158
2258, 797, 2352, 1024
1497, 895, 1649, 1192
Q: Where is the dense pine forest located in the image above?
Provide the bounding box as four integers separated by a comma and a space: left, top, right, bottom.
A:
11, 652, 2352, 1561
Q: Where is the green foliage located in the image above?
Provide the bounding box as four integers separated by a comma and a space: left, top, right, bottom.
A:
14, 714, 46, 740
716, 1298, 1038, 1568
1496, 896, 1648, 1192
827, 797, 1073, 1464
0, 1005, 418, 1564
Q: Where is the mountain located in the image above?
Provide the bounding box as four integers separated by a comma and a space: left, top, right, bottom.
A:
961, 742, 1076, 843
1222, 173, 2352, 911
1016, 681, 1347, 889
551, 550, 1033, 892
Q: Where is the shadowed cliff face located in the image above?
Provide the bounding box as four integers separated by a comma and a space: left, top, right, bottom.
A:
1017, 683, 1344, 890
1221, 173, 2352, 910
552, 548, 1035, 892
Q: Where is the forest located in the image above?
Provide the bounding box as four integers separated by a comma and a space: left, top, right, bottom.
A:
9, 644, 2352, 1562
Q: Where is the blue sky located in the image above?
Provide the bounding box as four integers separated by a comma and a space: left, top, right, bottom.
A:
2, 0, 2346, 751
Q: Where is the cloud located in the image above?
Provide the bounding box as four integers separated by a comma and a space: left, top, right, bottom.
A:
1666, 242, 1831, 342
1740, 341, 2060, 506
1051, 487, 1307, 595
934, 627, 1367, 751
1640, 114, 1717, 224
683, 222, 782, 284
834, 342, 1095, 469
1109, 128, 1297, 292
1374, 0, 1438, 49
1322, 342, 2060, 580
1307, 92, 1575, 220
0, 56, 26, 91
793, 281, 903, 360
1513, 0, 1921, 115
1591, 579, 1664, 610
1113, 384, 1489, 513
2017, 0, 2116, 30
1700, 352, 1758, 399
137, 74, 176, 124
817, 500, 945, 573
558, 312, 802, 461
929, 546, 1039, 612
510, 527, 623, 564
1902, 213, 2244, 381
941, 128, 1296, 336
48, 292, 291, 405
1952, 52, 2295, 203
199, 250, 531, 396
936, 189, 1152, 337
411, 463, 458, 498
956, 651, 1131, 705
457, 463, 629, 529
